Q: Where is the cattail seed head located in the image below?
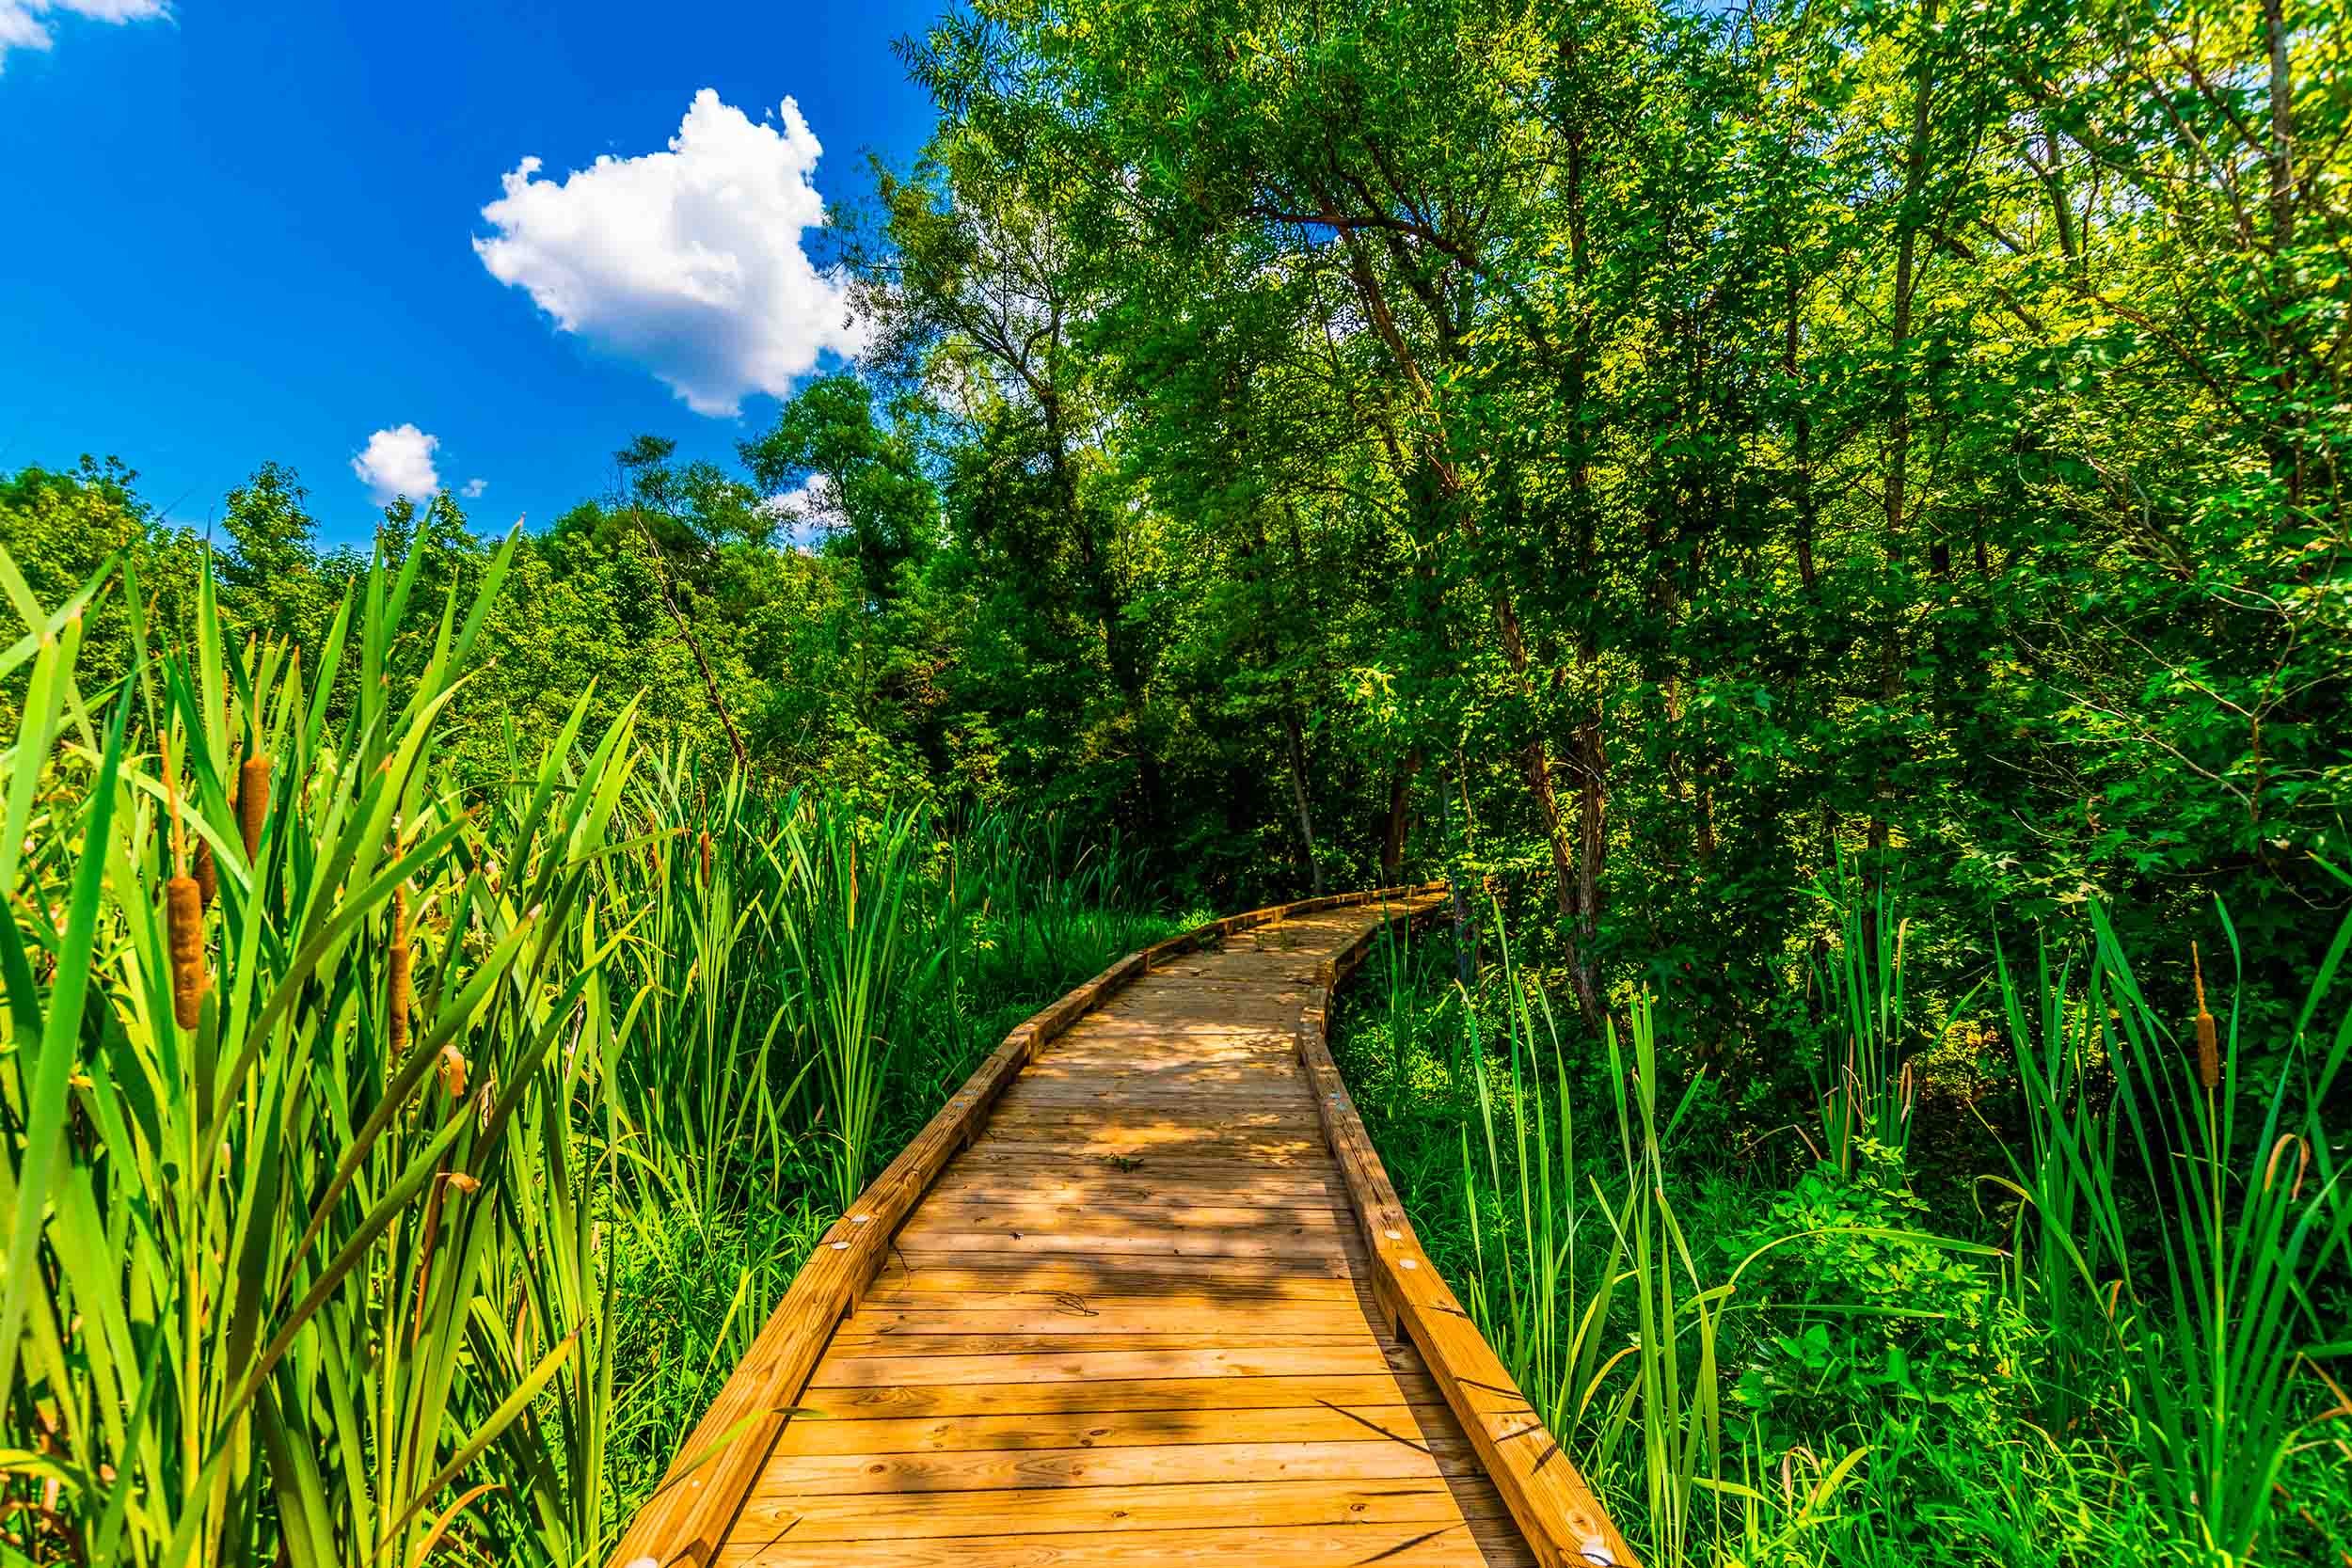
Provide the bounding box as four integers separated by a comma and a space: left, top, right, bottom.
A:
167, 875, 206, 1029
698, 830, 712, 882
193, 835, 217, 910
389, 885, 412, 1059
2192, 942, 2219, 1090
238, 754, 271, 863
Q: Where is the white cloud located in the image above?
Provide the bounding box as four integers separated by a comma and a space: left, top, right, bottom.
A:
352, 424, 442, 505
473, 89, 866, 418
460, 477, 487, 499
0, 1, 169, 69
764, 472, 840, 551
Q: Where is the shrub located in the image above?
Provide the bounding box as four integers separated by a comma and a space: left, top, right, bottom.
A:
1724, 1141, 2037, 1449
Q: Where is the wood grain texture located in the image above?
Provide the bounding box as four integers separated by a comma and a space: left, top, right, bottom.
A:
609, 883, 1631, 1568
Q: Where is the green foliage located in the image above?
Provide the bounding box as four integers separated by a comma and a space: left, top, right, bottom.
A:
8, 0, 2352, 1560
741, 372, 938, 600
1337, 889, 2348, 1568
1724, 1144, 2037, 1449
1993, 899, 2352, 1560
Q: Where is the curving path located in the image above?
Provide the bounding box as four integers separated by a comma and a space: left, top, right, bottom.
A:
613, 889, 1632, 1568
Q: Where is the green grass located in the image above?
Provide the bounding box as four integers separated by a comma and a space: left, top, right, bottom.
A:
1330, 891, 2352, 1568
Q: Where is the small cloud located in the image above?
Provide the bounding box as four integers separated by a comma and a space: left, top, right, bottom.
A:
474, 88, 866, 418
0, 1, 171, 70
352, 424, 442, 505
460, 477, 487, 499
764, 472, 839, 551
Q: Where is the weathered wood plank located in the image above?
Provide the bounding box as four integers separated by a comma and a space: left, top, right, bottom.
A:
809, 1342, 1406, 1386
885, 1227, 1355, 1261
751, 1435, 1467, 1496
856, 1281, 1367, 1313
611, 883, 1627, 1568
760, 1401, 1448, 1455
787, 1371, 1446, 1418
716, 1519, 1522, 1568
922, 1170, 1352, 1206
900, 1196, 1356, 1229
726, 1475, 1504, 1542
872, 1247, 1360, 1284
843, 1304, 1375, 1338
824, 1333, 1396, 1356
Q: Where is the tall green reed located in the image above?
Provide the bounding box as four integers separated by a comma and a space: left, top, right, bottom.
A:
1369, 905, 1884, 1568
1, 533, 1172, 1568
601, 754, 809, 1219
0, 528, 644, 1567
1443, 911, 1739, 1568
1994, 899, 2351, 1560
1808, 854, 1918, 1178
776, 798, 927, 1211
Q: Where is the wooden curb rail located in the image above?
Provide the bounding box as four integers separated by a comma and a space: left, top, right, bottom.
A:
1300, 899, 1638, 1568
609, 882, 1634, 1568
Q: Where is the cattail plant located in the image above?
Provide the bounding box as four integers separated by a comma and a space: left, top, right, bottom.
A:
1994, 902, 2351, 1560
192, 801, 219, 908
163, 738, 207, 1029
2191, 941, 2218, 1090
0, 525, 648, 1568
389, 881, 412, 1060
166, 871, 205, 1028
0, 527, 1172, 1568
237, 749, 270, 862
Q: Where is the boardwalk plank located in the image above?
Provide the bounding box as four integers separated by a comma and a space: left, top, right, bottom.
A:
789, 1372, 1447, 1418
762, 1402, 1449, 1455
726, 1476, 1504, 1541
716, 1519, 1523, 1567
614, 889, 1611, 1568
810, 1343, 1404, 1386
845, 1305, 1375, 1337
752, 1435, 1468, 1495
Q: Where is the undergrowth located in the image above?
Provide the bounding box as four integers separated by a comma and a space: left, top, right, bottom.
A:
1332, 892, 2351, 1568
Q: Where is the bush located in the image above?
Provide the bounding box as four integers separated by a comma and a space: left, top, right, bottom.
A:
1724, 1141, 2038, 1450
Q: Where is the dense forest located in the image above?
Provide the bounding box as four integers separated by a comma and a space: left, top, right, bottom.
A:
4, 0, 2349, 1563
22, 0, 2349, 1000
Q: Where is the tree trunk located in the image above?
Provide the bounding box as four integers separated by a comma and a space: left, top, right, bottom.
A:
1332, 224, 1595, 1021
2264, 0, 2304, 509
1870, 0, 1941, 868
1048, 404, 1168, 842
1381, 749, 1422, 880
1281, 707, 1323, 897
1787, 268, 1819, 592
1572, 706, 1605, 1016
2266, 0, 2294, 250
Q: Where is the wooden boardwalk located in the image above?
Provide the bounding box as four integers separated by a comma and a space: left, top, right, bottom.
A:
613, 889, 1631, 1568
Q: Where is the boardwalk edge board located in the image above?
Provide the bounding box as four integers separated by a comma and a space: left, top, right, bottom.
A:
1297, 898, 1641, 1568
607, 881, 1636, 1568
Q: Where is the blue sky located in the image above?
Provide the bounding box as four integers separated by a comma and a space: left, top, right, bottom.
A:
0, 1, 940, 542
